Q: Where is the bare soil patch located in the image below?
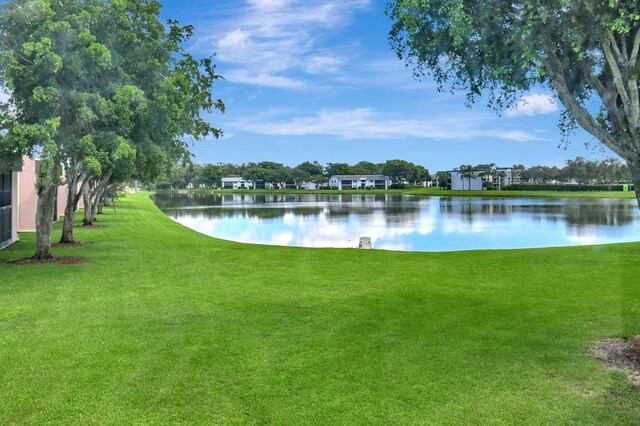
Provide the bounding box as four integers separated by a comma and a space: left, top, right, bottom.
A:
7, 256, 86, 266
591, 336, 640, 385
51, 241, 94, 247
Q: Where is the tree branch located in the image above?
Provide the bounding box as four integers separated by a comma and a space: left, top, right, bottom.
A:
580, 64, 627, 136
602, 35, 637, 127
629, 26, 640, 133
607, 31, 626, 62
540, 48, 629, 158
630, 24, 640, 64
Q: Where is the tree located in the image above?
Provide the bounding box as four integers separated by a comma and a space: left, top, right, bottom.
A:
411, 165, 431, 184
474, 163, 496, 187
243, 166, 270, 184
388, 1, 640, 208
0, 0, 224, 255
382, 159, 415, 185
325, 162, 353, 176
352, 161, 382, 175
200, 164, 225, 187
435, 171, 450, 189
458, 164, 475, 190
564, 157, 589, 186
311, 174, 329, 189
290, 168, 310, 189
295, 161, 323, 176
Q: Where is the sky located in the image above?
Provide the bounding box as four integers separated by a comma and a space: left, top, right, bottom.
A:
160, 0, 617, 172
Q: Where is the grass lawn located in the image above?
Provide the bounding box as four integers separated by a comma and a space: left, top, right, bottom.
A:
1, 192, 639, 424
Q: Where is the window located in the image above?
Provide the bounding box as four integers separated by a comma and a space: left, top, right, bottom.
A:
0, 171, 12, 248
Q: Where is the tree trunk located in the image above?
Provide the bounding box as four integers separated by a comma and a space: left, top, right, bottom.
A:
60, 171, 86, 244
60, 196, 76, 243
82, 180, 94, 226
33, 183, 57, 260
629, 159, 640, 209
91, 172, 112, 222
90, 193, 98, 222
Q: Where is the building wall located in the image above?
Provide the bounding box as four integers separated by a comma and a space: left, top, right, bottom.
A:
450, 171, 484, 190
221, 178, 253, 189
18, 157, 39, 232
17, 157, 74, 232
329, 176, 390, 190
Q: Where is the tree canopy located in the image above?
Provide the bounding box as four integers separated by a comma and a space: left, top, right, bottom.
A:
388, 0, 640, 206
0, 0, 224, 257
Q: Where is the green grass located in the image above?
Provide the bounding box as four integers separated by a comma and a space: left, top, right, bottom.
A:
405, 187, 638, 199
1, 192, 639, 424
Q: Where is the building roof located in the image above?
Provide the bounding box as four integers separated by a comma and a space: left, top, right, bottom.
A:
449, 170, 484, 174
330, 175, 389, 180
221, 176, 248, 181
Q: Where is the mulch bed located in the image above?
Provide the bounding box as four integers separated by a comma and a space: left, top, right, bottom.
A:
591, 336, 640, 385
7, 256, 86, 266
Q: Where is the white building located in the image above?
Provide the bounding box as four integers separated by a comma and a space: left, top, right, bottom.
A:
450, 170, 484, 190
221, 177, 253, 189
493, 167, 522, 189
328, 175, 391, 190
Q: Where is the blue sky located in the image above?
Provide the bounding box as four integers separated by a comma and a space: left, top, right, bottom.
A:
160, 0, 615, 172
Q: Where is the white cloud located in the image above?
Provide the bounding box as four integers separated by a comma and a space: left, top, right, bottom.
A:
194, 0, 370, 88
305, 54, 344, 74
505, 93, 558, 117
232, 107, 545, 142
497, 130, 543, 142
223, 69, 307, 89
248, 0, 290, 9
217, 29, 252, 51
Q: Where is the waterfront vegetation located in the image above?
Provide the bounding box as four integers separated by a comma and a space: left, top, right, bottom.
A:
0, 192, 639, 423
191, 186, 638, 199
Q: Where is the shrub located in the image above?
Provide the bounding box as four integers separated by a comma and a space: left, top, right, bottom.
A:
503, 184, 634, 192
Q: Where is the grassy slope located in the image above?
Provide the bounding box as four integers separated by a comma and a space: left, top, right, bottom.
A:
0, 193, 639, 424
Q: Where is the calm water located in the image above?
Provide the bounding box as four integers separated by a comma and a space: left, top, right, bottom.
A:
152, 192, 640, 251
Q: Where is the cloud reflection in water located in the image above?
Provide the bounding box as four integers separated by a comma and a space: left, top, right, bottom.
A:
152, 193, 640, 251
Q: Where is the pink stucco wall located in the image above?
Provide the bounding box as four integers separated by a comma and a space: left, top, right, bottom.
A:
11, 170, 19, 244
17, 157, 82, 232
18, 157, 38, 232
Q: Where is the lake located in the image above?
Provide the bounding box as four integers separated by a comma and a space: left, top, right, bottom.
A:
151, 192, 640, 251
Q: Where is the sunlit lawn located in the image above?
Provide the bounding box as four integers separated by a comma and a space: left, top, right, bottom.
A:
0, 192, 638, 424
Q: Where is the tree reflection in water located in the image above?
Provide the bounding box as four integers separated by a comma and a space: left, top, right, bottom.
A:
152, 192, 640, 251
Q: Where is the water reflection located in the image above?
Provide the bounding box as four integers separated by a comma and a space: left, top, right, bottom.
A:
151, 192, 640, 251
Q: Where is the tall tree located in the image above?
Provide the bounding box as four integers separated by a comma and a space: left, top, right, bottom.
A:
325, 162, 353, 176
0, 0, 224, 255
352, 161, 382, 175
411, 164, 431, 184
295, 161, 323, 176
388, 0, 640, 207
382, 159, 415, 184
200, 164, 225, 187
458, 164, 475, 190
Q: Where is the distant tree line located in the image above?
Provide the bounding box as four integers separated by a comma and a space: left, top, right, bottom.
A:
436, 157, 632, 189
152, 156, 632, 190
520, 157, 631, 186
152, 159, 431, 189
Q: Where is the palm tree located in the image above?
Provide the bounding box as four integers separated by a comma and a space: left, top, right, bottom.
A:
459, 164, 475, 190
496, 171, 507, 190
